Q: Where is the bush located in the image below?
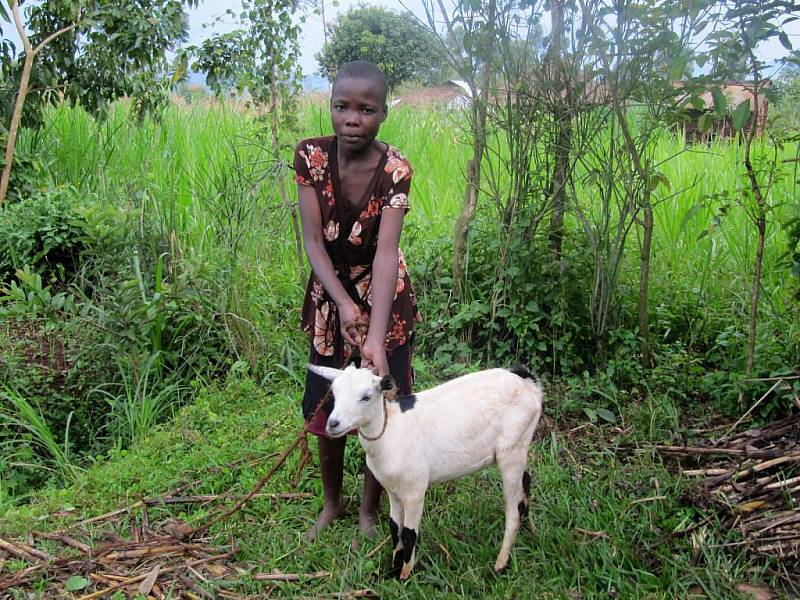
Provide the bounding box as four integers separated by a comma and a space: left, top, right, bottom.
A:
0, 187, 89, 283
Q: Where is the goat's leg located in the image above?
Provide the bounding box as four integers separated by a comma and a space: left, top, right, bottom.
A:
494, 446, 529, 572
396, 490, 426, 580
386, 490, 405, 577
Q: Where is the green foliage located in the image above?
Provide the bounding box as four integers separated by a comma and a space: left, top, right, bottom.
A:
0, 387, 82, 488
2, 0, 200, 120
191, 30, 250, 96
91, 355, 187, 449
317, 6, 448, 90
0, 187, 89, 283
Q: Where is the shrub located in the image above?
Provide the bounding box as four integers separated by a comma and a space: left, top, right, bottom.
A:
0, 187, 89, 283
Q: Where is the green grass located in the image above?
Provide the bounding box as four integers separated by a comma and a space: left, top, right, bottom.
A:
2, 369, 784, 598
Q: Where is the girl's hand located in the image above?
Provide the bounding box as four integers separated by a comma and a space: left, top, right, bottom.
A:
362, 335, 389, 376
338, 301, 368, 346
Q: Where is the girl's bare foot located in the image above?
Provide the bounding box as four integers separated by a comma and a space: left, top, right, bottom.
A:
358, 510, 379, 539
305, 502, 346, 541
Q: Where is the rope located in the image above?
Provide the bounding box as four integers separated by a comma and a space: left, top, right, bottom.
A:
182, 319, 380, 539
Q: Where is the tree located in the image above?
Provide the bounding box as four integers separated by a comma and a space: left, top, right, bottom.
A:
0, 0, 199, 207
189, 0, 307, 283
317, 6, 448, 90
703, 0, 800, 388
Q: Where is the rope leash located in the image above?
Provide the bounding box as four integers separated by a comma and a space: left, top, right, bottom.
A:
181, 319, 383, 539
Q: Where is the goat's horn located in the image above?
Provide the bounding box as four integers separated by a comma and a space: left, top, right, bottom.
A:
307, 364, 344, 381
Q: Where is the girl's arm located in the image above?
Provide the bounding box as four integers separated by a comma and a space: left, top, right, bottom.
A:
362, 207, 405, 376
298, 185, 365, 345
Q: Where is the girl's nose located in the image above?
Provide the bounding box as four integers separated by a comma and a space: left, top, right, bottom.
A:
345, 111, 360, 127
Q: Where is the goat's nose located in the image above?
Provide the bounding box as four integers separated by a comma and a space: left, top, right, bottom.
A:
328, 418, 340, 430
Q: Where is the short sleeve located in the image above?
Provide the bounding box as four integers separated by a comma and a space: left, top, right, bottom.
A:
293, 141, 314, 187
384, 174, 411, 212
382, 147, 413, 213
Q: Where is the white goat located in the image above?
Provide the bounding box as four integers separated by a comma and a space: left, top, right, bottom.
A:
307, 364, 543, 579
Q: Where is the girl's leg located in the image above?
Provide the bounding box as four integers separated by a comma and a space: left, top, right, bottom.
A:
306, 435, 347, 541
359, 466, 382, 538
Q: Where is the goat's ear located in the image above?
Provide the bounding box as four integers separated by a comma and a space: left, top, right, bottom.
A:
379, 375, 395, 391
307, 364, 344, 381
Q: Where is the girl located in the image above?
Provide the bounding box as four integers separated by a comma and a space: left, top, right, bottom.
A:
294, 60, 420, 540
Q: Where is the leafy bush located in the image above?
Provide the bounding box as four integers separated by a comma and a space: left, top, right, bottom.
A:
0, 187, 89, 283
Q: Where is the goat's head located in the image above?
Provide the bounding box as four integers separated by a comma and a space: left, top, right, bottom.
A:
307, 364, 395, 437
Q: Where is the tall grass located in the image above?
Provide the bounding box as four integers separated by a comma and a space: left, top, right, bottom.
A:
14, 98, 800, 370
0, 388, 82, 484
90, 355, 186, 448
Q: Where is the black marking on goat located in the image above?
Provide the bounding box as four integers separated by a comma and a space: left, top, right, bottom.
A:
389, 518, 399, 547
509, 365, 533, 379
401, 527, 417, 564
518, 499, 529, 520
522, 471, 531, 497
397, 394, 417, 413
380, 375, 395, 391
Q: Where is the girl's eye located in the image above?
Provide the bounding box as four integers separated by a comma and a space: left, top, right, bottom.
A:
334, 104, 345, 111
362, 108, 375, 115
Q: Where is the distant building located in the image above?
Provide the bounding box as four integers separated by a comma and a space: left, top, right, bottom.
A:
679, 81, 770, 142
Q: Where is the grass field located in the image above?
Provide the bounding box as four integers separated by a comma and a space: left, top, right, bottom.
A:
1, 99, 798, 597
2, 373, 783, 599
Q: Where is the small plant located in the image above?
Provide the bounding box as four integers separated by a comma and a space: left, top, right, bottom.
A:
0, 387, 82, 485
91, 354, 187, 449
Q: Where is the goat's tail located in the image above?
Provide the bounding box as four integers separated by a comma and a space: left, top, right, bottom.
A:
509, 364, 542, 387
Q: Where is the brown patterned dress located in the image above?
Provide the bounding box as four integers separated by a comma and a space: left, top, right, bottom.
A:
294, 136, 421, 434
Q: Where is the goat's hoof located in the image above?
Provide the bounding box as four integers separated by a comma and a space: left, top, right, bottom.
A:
494, 558, 509, 573
389, 550, 403, 578
399, 562, 413, 580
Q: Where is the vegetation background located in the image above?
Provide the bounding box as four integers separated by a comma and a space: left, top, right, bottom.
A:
0, 0, 799, 597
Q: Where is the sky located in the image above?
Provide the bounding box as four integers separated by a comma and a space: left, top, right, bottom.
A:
3, 1, 799, 78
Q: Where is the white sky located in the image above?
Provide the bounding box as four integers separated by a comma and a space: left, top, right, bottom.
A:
3, 1, 799, 77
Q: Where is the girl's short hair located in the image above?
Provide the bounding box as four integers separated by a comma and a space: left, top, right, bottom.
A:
333, 60, 388, 103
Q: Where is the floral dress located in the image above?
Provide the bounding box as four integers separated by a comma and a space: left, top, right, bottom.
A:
294, 136, 421, 428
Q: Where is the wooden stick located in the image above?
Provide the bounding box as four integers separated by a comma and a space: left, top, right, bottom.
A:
0, 537, 42, 563
651, 445, 783, 459
144, 492, 311, 506
254, 570, 331, 581
682, 468, 730, 476
76, 501, 144, 527
365, 536, 390, 558
33, 530, 92, 554
723, 379, 785, 438
76, 552, 234, 600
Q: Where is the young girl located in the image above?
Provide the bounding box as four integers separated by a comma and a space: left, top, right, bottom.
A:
294, 60, 420, 540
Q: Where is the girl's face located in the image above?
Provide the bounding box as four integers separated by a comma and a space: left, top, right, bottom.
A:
330, 76, 388, 155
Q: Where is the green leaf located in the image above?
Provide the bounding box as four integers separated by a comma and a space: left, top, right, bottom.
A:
65, 576, 90, 592
731, 99, 751, 131
0, 2, 8, 22
710, 86, 727, 116
680, 204, 702, 231
582, 407, 597, 423
595, 408, 617, 424
698, 112, 712, 133
779, 32, 793, 51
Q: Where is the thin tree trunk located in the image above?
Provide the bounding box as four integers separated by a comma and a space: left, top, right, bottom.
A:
743, 68, 765, 378
546, 0, 570, 256
0, 1, 76, 208
451, 0, 496, 299
638, 201, 653, 368
268, 60, 305, 287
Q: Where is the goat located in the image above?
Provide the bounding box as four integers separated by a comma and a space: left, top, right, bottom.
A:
307, 364, 543, 579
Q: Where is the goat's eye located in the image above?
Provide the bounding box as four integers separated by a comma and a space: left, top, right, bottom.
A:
360, 394, 371, 403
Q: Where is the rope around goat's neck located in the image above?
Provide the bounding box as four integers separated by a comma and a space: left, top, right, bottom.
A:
359, 394, 389, 442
